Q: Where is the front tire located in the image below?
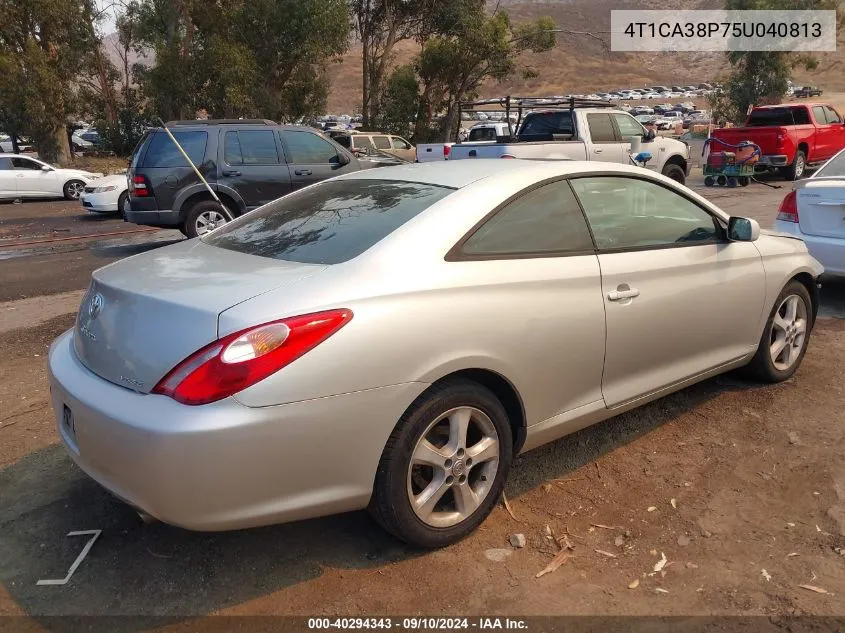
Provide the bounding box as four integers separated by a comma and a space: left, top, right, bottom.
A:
183, 200, 229, 238
369, 379, 513, 548
63, 179, 85, 200
742, 281, 813, 383
661, 163, 686, 185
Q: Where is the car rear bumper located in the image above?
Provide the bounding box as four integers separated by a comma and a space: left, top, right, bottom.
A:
48, 329, 426, 531
758, 154, 790, 167
773, 220, 845, 276
124, 207, 180, 227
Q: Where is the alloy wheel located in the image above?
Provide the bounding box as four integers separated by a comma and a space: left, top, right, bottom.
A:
769, 294, 807, 371
66, 182, 84, 199
195, 210, 227, 236
407, 406, 500, 528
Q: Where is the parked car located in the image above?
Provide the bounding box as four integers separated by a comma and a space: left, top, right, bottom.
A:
438, 97, 691, 184
0, 134, 34, 153
795, 86, 823, 98
72, 130, 102, 152
125, 119, 373, 238
80, 174, 128, 214
49, 160, 822, 548
775, 147, 845, 276
710, 103, 845, 180
342, 132, 416, 162
466, 122, 513, 142
0, 153, 101, 200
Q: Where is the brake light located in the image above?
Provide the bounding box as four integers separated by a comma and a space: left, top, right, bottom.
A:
152, 309, 353, 405
775, 131, 786, 150
776, 190, 799, 223
443, 145, 451, 159
131, 175, 150, 197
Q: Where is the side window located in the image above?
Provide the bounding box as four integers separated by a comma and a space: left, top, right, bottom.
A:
613, 113, 645, 139
373, 136, 392, 150
824, 106, 842, 124
570, 176, 719, 250
11, 157, 41, 170
353, 136, 375, 150
0, 157, 12, 170
461, 180, 594, 256
224, 131, 243, 165
812, 106, 827, 124
280, 130, 339, 164
392, 137, 411, 150
239, 130, 279, 165
792, 108, 810, 124
586, 114, 616, 143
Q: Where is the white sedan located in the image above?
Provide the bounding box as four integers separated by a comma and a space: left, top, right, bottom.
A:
775, 147, 845, 276
80, 174, 128, 214
0, 153, 101, 200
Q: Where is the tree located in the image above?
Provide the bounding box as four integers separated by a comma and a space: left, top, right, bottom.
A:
0, 0, 100, 163
717, 0, 843, 123
374, 65, 419, 136
414, 10, 556, 141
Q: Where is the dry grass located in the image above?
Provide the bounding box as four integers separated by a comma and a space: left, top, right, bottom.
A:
65, 155, 129, 174
326, 0, 845, 114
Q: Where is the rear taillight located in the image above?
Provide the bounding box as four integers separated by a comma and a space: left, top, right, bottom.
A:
130, 174, 150, 197
775, 131, 786, 150
443, 145, 451, 159
776, 190, 799, 223
153, 309, 353, 405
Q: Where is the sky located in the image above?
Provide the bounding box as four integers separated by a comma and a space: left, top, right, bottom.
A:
95, 0, 118, 36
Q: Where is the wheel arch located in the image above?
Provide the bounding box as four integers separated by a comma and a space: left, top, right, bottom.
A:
790, 271, 819, 326
423, 368, 527, 454
175, 186, 245, 221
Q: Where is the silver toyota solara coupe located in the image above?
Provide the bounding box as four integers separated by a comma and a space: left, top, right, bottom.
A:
49, 160, 823, 547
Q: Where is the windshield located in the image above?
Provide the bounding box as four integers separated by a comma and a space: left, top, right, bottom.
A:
203, 179, 454, 264
468, 128, 498, 142
817, 149, 845, 178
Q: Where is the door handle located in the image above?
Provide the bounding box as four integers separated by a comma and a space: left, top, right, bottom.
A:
295, 169, 312, 176
222, 170, 241, 177
607, 287, 640, 301
594, 148, 603, 154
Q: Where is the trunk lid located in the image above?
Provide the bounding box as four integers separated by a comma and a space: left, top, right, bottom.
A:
796, 179, 845, 238
73, 239, 325, 394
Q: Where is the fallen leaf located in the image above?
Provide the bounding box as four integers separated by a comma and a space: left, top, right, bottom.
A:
653, 552, 668, 573
649, 549, 658, 556
786, 522, 796, 528
670, 498, 677, 509
762, 569, 772, 582
595, 549, 617, 558
647, 506, 657, 512
655, 588, 669, 594
799, 584, 831, 595
628, 579, 639, 589
788, 552, 800, 558
535, 551, 572, 578
501, 492, 518, 521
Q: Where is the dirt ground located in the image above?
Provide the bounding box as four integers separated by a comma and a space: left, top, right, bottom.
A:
1, 183, 845, 628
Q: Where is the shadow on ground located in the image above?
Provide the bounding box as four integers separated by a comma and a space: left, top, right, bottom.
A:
0, 368, 766, 629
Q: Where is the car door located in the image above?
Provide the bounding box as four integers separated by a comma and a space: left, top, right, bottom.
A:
0, 157, 16, 198
10, 156, 53, 196
611, 113, 660, 172
569, 175, 766, 408
449, 179, 605, 434
585, 113, 627, 164
822, 107, 845, 156
278, 129, 355, 190
811, 105, 837, 160
219, 129, 292, 210
389, 136, 415, 161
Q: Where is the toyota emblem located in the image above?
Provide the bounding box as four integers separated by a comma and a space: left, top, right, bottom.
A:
88, 293, 104, 320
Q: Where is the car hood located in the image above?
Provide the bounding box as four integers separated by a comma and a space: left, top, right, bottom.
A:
87, 174, 127, 187
61, 169, 102, 179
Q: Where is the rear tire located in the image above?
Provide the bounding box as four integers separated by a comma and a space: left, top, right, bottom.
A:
183, 200, 229, 238
741, 281, 813, 383
369, 379, 513, 548
782, 150, 806, 181
63, 179, 85, 200
117, 191, 128, 219
661, 163, 686, 185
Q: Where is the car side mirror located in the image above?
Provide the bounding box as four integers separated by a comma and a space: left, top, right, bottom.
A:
728, 216, 760, 242
337, 152, 351, 166
643, 129, 656, 141
41, 165, 51, 171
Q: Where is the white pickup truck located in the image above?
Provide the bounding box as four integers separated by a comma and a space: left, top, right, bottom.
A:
417, 98, 691, 184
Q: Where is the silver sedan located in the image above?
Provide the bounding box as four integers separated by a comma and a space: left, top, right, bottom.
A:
49, 160, 823, 547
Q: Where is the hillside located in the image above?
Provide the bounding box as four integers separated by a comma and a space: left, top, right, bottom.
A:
325, 0, 845, 114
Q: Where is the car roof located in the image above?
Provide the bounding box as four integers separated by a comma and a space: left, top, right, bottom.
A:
0, 153, 41, 159
336, 159, 650, 189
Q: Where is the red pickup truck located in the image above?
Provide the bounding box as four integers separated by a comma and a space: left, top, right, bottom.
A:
710, 103, 845, 180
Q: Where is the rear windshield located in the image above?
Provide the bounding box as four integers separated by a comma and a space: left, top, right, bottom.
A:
746, 107, 809, 127
141, 130, 208, 167
518, 112, 574, 140
203, 179, 455, 264
469, 128, 498, 142
817, 149, 845, 177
